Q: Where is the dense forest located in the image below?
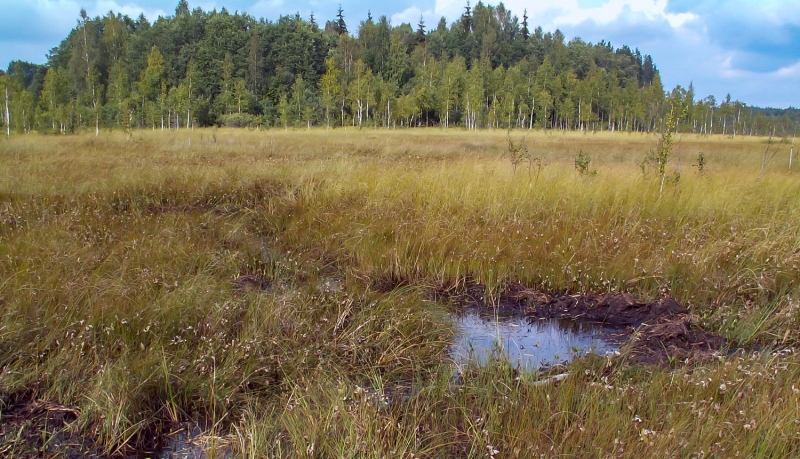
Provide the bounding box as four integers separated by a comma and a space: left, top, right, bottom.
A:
0, 0, 796, 136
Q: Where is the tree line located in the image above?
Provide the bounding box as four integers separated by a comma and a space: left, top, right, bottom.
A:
0, 0, 796, 136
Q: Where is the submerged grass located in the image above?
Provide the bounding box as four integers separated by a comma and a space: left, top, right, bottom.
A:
0, 129, 799, 457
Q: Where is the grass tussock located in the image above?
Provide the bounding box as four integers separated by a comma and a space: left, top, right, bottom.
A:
1, 129, 799, 457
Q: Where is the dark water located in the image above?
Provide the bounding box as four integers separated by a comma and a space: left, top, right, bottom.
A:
132, 424, 230, 459
450, 309, 621, 369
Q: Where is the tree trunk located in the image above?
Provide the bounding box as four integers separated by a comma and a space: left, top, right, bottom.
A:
530, 96, 535, 129
5, 87, 9, 138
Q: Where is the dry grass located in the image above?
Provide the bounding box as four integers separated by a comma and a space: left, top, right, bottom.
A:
0, 128, 799, 457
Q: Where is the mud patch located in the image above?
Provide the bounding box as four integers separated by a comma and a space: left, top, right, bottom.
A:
0, 396, 231, 459
0, 392, 95, 458
513, 288, 687, 326
232, 274, 271, 292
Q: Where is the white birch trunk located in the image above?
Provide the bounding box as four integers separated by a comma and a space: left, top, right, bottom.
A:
5, 87, 9, 138
530, 96, 535, 130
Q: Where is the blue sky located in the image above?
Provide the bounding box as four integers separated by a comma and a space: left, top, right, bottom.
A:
1, 0, 798, 108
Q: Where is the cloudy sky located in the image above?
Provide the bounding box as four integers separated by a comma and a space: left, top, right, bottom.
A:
1, 0, 798, 108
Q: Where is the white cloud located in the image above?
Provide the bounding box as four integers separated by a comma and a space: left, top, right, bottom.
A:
722, 57, 800, 80
92, 1, 168, 19
431, 0, 697, 29
249, 0, 289, 18
23, 1, 167, 33
391, 5, 437, 28
0, 0, 167, 67
774, 61, 800, 78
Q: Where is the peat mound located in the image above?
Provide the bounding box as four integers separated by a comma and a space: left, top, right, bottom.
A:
626, 315, 727, 366
514, 289, 687, 326
0, 391, 93, 458
495, 284, 728, 367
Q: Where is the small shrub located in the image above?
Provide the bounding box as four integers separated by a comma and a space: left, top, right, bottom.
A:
219, 113, 255, 128
506, 134, 530, 175
574, 150, 596, 175
642, 103, 685, 197
694, 152, 706, 174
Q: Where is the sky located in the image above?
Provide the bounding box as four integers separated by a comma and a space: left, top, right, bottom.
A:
1, 0, 798, 108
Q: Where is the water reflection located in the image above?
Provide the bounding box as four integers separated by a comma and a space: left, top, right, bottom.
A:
131, 424, 230, 459
450, 308, 621, 370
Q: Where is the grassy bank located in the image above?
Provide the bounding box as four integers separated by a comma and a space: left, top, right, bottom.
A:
1, 129, 799, 457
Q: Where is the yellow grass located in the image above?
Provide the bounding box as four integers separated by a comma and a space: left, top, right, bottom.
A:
0, 129, 799, 457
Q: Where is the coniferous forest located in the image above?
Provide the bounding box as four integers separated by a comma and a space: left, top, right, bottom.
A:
0, 0, 797, 136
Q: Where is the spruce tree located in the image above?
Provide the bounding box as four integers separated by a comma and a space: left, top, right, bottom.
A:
175, 0, 189, 16
415, 16, 426, 45
462, 1, 473, 33
521, 9, 530, 40
336, 5, 348, 35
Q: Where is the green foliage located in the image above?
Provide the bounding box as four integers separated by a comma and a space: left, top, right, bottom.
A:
0, 2, 790, 135
277, 93, 290, 130
139, 46, 165, 105
695, 152, 706, 174
642, 103, 685, 196
574, 150, 596, 175
506, 134, 530, 175
219, 112, 255, 127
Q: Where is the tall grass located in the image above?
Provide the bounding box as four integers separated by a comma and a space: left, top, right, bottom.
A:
0, 129, 799, 457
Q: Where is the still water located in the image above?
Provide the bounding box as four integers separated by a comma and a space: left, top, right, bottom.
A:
450, 308, 621, 370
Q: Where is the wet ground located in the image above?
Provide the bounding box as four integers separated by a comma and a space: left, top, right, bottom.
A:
1, 284, 729, 458
450, 307, 624, 369
132, 424, 230, 459
448, 285, 729, 367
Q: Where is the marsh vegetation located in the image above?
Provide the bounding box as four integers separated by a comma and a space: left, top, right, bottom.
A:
1, 129, 799, 457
